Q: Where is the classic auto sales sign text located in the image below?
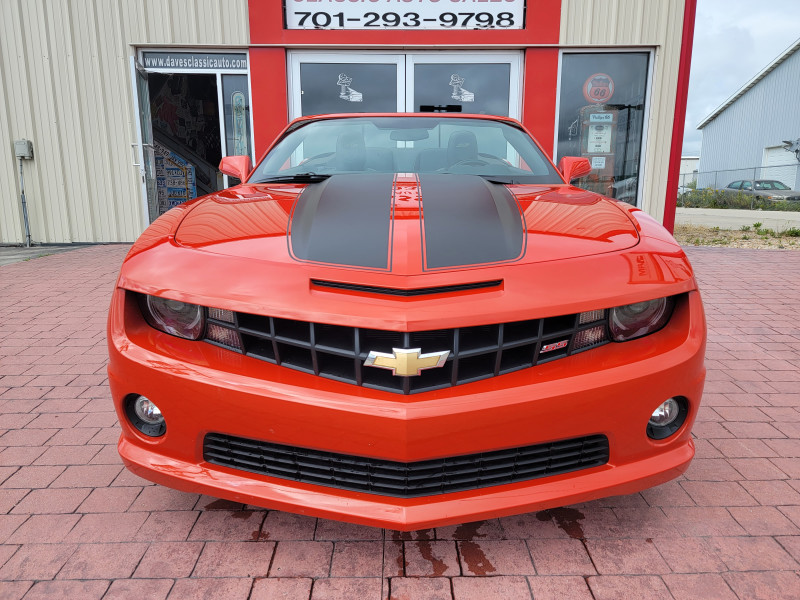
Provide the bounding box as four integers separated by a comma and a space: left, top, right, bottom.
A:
285, 0, 526, 30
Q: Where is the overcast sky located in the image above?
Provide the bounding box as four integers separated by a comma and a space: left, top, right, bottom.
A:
682, 0, 800, 156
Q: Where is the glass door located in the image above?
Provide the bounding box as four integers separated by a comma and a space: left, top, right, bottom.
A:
287, 52, 405, 119
221, 74, 254, 186
288, 51, 522, 121
135, 49, 253, 217
406, 52, 522, 119
129, 57, 157, 226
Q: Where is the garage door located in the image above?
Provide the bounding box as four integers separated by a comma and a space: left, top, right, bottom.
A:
762, 146, 798, 189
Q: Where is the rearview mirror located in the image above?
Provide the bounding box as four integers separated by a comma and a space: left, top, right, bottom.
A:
390, 129, 429, 142
558, 157, 592, 182
219, 156, 253, 182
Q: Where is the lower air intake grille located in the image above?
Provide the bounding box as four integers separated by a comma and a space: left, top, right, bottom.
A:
203, 433, 610, 498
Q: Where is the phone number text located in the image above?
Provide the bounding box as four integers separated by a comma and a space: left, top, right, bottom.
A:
288, 11, 521, 29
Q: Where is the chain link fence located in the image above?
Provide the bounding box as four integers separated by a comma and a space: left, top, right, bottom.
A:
679, 162, 800, 192
677, 162, 800, 211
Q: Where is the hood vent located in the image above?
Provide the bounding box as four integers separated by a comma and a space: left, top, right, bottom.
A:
311, 279, 503, 297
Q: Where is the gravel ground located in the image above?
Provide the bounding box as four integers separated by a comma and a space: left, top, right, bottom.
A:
674, 224, 800, 250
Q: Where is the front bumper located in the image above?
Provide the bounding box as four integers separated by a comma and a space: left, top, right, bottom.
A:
108, 289, 706, 530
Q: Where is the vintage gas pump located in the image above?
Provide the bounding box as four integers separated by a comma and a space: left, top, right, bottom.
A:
579, 106, 618, 196
577, 73, 618, 197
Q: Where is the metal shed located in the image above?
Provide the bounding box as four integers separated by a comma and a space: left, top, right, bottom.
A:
697, 38, 800, 190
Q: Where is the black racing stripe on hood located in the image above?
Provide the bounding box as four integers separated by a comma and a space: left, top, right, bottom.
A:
290, 174, 395, 269
420, 174, 524, 269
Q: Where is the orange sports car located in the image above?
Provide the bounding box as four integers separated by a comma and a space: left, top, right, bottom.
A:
107, 113, 706, 530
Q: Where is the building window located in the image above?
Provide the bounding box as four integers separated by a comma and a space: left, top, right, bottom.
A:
556, 52, 650, 205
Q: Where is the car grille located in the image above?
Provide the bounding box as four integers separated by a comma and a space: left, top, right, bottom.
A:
204, 309, 609, 394
203, 433, 610, 498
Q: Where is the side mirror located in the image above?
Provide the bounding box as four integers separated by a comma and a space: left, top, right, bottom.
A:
558, 157, 592, 183
219, 156, 253, 182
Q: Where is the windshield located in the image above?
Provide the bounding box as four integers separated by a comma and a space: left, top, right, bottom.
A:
249, 116, 562, 184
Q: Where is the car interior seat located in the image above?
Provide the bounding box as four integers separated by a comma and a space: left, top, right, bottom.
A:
334, 132, 367, 172
447, 131, 479, 166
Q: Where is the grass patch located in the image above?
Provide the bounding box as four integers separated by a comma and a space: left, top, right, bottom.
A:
22, 253, 53, 261
679, 190, 800, 211
673, 224, 800, 249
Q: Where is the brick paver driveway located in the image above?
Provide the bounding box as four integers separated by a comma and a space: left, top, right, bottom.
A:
1, 246, 798, 599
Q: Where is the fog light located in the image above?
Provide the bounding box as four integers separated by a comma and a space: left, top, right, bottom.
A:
134, 396, 163, 424
125, 394, 166, 437
649, 398, 679, 427
647, 396, 688, 440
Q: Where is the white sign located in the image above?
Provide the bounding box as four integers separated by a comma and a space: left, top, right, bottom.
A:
587, 124, 612, 154
337, 73, 363, 102
285, 0, 525, 30
589, 113, 613, 123
449, 74, 474, 102
591, 156, 606, 169
141, 52, 247, 72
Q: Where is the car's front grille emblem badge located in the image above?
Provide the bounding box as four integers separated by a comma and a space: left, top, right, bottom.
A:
540, 340, 569, 354
364, 348, 450, 377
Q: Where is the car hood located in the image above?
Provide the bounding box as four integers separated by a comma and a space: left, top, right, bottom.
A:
174, 174, 639, 275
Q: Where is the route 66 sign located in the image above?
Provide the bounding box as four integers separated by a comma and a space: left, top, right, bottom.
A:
583, 73, 615, 104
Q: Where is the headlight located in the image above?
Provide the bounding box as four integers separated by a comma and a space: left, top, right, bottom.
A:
609, 297, 674, 341
139, 294, 205, 340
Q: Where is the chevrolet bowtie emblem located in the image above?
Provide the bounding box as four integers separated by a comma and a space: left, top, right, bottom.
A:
364, 347, 450, 377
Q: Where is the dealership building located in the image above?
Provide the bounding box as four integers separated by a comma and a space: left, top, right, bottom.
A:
1, 0, 695, 245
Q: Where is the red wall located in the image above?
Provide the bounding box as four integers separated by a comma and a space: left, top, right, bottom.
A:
249, 48, 289, 162
522, 48, 560, 157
